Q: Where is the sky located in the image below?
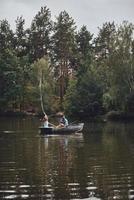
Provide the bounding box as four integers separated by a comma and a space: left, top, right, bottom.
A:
0, 0, 134, 34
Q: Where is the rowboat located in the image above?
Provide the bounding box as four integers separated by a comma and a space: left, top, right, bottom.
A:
39, 123, 84, 135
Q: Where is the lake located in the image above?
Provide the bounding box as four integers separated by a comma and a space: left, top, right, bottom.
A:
0, 117, 134, 199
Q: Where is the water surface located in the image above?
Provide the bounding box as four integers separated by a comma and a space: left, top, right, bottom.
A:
0, 117, 134, 199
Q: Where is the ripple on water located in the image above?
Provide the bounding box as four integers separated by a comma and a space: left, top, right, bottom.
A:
4, 195, 18, 199
128, 189, 134, 200
0, 184, 55, 199
72, 197, 101, 200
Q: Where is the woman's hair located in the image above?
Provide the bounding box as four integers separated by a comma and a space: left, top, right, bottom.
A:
56, 112, 64, 117
44, 115, 48, 121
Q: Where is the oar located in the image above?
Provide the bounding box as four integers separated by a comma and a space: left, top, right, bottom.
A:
68, 120, 78, 126
48, 122, 56, 128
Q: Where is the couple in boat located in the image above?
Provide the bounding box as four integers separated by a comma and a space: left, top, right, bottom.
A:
42, 112, 68, 129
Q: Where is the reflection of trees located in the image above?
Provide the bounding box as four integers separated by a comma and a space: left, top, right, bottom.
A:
68, 122, 134, 200
87, 122, 134, 200
2, 119, 134, 199
36, 135, 85, 199
1, 132, 85, 199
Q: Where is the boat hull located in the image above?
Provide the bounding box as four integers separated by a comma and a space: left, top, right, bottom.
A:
39, 123, 84, 135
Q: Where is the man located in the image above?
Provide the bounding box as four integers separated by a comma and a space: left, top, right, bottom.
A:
56, 112, 68, 128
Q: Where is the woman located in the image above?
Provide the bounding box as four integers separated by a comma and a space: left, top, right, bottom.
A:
42, 115, 49, 128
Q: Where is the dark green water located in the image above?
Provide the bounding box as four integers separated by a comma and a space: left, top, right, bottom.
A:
0, 117, 134, 200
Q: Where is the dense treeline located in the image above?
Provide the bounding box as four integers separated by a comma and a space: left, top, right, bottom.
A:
0, 6, 134, 118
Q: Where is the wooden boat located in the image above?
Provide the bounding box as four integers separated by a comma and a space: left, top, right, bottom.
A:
39, 123, 84, 135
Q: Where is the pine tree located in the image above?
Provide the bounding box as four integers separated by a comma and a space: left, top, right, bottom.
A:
15, 16, 29, 58
29, 6, 52, 62
52, 11, 76, 103
0, 20, 19, 109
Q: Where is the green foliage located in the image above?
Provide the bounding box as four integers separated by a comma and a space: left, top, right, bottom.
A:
52, 11, 77, 102
76, 25, 93, 62
0, 20, 19, 109
29, 6, 52, 62
0, 19, 14, 51
94, 22, 116, 61
0, 49, 19, 109
63, 79, 78, 115
15, 16, 29, 57
94, 21, 134, 112
0, 6, 134, 118
52, 10, 76, 62
64, 67, 103, 117
31, 57, 56, 113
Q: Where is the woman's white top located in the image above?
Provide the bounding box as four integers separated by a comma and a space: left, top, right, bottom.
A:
43, 121, 49, 128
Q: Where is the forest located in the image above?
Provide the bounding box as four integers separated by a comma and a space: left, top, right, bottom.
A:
0, 6, 134, 118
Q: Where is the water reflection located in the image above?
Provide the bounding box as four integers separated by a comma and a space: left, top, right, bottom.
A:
37, 134, 85, 199
84, 122, 134, 200
0, 118, 134, 199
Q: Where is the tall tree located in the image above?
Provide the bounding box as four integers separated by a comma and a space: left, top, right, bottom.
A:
52, 11, 76, 104
93, 22, 117, 109
107, 22, 134, 111
64, 68, 103, 117
76, 25, 93, 76
14, 16, 33, 110
29, 6, 52, 62
15, 16, 29, 58
76, 25, 93, 60
94, 21, 134, 111
94, 22, 116, 62
0, 19, 14, 52
0, 20, 18, 110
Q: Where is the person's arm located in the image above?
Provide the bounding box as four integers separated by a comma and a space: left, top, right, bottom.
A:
65, 118, 68, 126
